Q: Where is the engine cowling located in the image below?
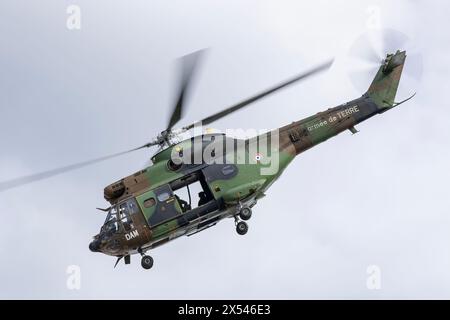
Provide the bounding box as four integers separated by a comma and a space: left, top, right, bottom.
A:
104, 179, 125, 202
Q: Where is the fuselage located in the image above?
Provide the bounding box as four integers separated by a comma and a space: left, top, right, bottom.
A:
89, 50, 407, 266
90, 93, 386, 258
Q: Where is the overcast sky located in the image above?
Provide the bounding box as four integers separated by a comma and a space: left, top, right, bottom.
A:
1, 0, 449, 299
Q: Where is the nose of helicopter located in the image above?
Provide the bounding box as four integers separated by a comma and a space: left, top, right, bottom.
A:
89, 239, 101, 252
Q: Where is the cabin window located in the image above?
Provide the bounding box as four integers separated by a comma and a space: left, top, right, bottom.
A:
157, 192, 171, 202
143, 198, 156, 208
170, 171, 215, 211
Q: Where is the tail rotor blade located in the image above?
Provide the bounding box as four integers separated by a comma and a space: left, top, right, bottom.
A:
346, 28, 423, 93
381, 28, 409, 57
349, 32, 383, 65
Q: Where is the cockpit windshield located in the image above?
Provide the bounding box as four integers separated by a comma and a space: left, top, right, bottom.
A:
102, 205, 119, 233
101, 198, 139, 234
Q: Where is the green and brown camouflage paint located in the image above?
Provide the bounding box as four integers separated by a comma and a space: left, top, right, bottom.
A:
96, 51, 407, 257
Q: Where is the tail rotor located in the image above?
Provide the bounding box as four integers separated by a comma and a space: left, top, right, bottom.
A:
347, 28, 423, 94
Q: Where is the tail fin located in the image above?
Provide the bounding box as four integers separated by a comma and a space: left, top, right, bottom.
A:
366, 50, 406, 109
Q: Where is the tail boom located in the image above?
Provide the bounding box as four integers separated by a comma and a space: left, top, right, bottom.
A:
277, 50, 409, 157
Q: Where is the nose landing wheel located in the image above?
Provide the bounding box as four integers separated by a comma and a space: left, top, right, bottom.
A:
141, 255, 154, 270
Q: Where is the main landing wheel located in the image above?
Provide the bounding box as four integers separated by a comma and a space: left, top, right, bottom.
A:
141, 255, 154, 270
236, 221, 248, 235
239, 207, 252, 221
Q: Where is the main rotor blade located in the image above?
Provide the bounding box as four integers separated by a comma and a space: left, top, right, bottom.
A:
167, 49, 205, 131
0, 143, 154, 193
182, 59, 333, 131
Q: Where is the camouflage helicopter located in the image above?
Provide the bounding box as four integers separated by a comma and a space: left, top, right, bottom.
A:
0, 50, 414, 269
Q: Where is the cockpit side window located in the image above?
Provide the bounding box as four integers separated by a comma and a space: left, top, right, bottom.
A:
128, 199, 139, 214
117, 198, 141, 232
118, 201, 134, 232
157, 192, 170, 202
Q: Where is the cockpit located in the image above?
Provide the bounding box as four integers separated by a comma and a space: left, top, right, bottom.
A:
90, 198, 140, 254
101, 198, 139, 233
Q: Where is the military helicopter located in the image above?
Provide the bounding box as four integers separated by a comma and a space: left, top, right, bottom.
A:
0, 49, 414, 269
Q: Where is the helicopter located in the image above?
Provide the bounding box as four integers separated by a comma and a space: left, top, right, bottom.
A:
0, 49, 414, 269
